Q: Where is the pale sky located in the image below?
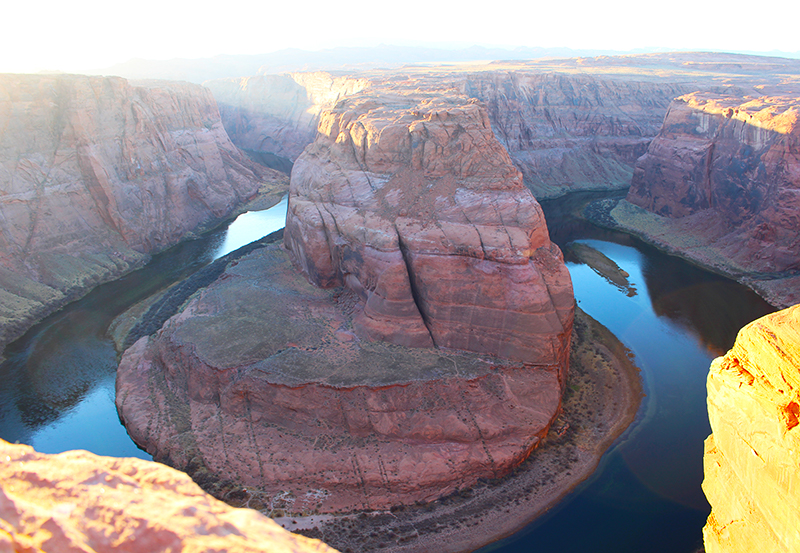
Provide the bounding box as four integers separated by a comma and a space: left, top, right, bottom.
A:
2, 0, 800, 74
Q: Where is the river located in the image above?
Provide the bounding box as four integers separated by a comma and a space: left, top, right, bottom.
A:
0, 191, 774, 552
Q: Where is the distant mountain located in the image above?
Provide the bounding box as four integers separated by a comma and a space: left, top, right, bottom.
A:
90, 45, 630, 83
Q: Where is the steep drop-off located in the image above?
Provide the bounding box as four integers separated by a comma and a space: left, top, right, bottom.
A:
0, 439, 338, 552
616, 91, 800, 307
703, 304, 800, 553
0, 74, 286, 353
117, 90, 573, 513
205, 73, 370, 164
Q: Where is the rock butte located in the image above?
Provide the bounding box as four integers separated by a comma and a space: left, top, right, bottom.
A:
615, 90, 800, 308
0, 439, 338, 553
703, 304, 800, 553
0, 73, 287, 354
117, 90, 574, 513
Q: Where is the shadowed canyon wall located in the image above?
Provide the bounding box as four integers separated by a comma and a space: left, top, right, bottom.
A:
620, 91, 800, 307
0, 74, 286, 353
703, 304, 800, 553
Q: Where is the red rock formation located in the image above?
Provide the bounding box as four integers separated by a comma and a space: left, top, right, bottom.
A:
0, 74, 286, 352
117, 91, 573, 514
285, 92, 574, 365
0, 439, 338, 552
703, 304, 800, 553
463, 72, 688, 197
627, 92, 800, 275
117, 244, 565, 513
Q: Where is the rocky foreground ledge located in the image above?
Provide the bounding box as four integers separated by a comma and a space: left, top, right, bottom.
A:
703, 304, 800, 552
0, 439, 337, 552
118, 88, 574, 514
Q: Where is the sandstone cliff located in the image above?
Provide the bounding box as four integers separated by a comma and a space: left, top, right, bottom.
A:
205, 73, 370, 165
703, 304, 800, 553
463, 72, 688, 198
285, 91, 574, 365
0, 439, 338, 552
618, 91, 800, 307
117, 90, 573, 513
0, 74, 286, 353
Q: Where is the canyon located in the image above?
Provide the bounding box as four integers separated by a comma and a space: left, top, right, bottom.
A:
613, 90, 800, 307
116, 86, 574, 513
703, 304, 800, 553
0, 74, 287, 355
2, 51, 800, 552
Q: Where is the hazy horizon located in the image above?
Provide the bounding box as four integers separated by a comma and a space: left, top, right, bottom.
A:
3, 0, 799, 75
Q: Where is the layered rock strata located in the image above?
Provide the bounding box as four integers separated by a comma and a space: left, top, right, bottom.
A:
0, 439, 338, 552
206, 73, 370, 164
464, 72, 688, 197
118, 93, 573, 513
0, 74, 286, 352
285, 92, 574, 364
703, 304, 800, 553
620, 92, 800, 306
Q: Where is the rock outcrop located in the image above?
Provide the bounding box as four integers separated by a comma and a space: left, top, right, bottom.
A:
0, 74, 286, 353
619, 91, 800, 307
464, 72, 688, 198
206, 73, 370, 165
117, 91, 573, 513
0, 439, 338, 552
703, 304, 800, 553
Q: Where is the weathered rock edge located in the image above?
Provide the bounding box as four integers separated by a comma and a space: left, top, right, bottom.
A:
0, 438, 338, 553
703, 304, 800, 553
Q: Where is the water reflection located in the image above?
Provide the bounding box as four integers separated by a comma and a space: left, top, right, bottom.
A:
0, 199, 288, 458
482, 195, 774, 553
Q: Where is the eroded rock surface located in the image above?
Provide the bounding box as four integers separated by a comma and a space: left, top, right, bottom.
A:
0, 439, 338, 552
117, 91, 573, 513
628, 92, 800, 272
0, 74, 286, 352
703, 304, 800, 553
285, 91, 574, 365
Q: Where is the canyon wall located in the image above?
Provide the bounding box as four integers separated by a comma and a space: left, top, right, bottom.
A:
463, 72, 688, 197
0, 74, 286, 352
703, 304, 800, 553
0, 438, 338, 552
205, 72, 370, 165
117, 88, 573, 513
618, 92, 800, 307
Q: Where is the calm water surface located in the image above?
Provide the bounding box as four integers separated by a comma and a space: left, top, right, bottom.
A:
0, 192, 774, 552
0, 196, 288, 459
479, 193, 774, 552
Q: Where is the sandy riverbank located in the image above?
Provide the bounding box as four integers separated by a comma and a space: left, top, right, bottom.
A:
290, 307, 643, 552
586, 198, 798, 309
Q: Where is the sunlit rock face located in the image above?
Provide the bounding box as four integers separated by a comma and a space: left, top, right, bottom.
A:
627, 92, 800, 275
0, 439, 339, 553
703, 304, 800, 553
285, 91, 574, 366
117, 89, 573, 513
0, 74, 285, 352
